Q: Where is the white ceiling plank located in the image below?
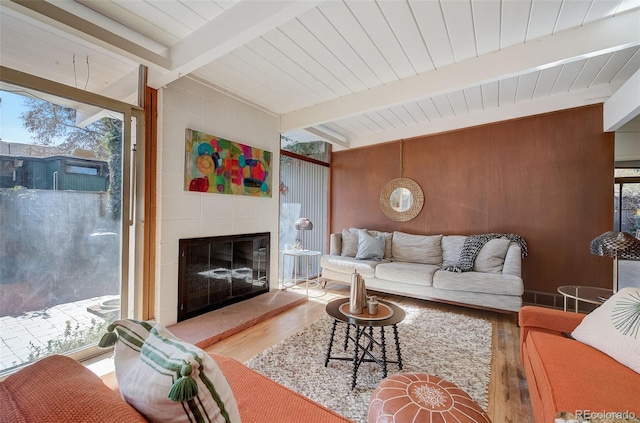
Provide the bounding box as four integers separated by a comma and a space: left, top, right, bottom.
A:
584, 0, 625, 24
278, 18, 366, 93
481, 81, 499, 109
554, 0, 592, 32
5, 0, 171, 69
431, 94, 455, 118
610, 47, 640, 81
365, 112, 396, 131
297, 8, 381, 89
515, 72, 540, 102
416, 98, 440, 121
213, 1, 237, 11
337, 116, 375, 135
376, 108, 405, 128
0, 10, 137, 90
403, 102, 429, 124
217, 53, 309, 108
441, 0, 477, 62
182, 0, 226, 21
501, 0, 532, 48
572, 53, 613, 90
499, 76, 518, 106
389, 105, 418, 126
471, 0, 501, 56
377, 0, 434, 74
357, 114, 386, 132
591, 47, 640, 85
280, 8, 640, 132
260, 29, 351, 97
551, 60, 588, 94
58, 0, 173, 52
243, 37, 337, 104
463, 86, 484, 113
409, 0, 455, 68
324, 120, 359, 137
346, 1, 415, 78
230, 46, 327, 105
527, 0, 563, 41
533, 66, 563, 98
347, 116, 377, 133
446, 90, 469, 116
149, 1, 209, 32
193, 59, 298, 114
112, 0, 193, 39
318, 1, 397, 83
150, 0, 323, 89
349, 84, 616, 148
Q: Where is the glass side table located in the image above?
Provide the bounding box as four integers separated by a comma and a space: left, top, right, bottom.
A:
280, 249, 322, 297
557, 285, 613, 313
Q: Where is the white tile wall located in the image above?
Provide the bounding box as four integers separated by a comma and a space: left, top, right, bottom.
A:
155, 76, 280, 325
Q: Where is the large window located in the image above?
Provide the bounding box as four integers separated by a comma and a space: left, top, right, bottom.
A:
0, 71, 143, 376
614, 167, 640, 289
614, 168, 640, 236
279, 137, 330, 282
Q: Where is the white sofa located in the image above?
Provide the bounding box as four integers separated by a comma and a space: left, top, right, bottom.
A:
320, 230, 525, 312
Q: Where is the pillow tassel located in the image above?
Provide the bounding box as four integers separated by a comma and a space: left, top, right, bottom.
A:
168, 362, 198, 402
98, 324, 118, 348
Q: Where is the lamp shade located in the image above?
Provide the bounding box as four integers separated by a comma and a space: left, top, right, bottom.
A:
590, 231, 640, 260
294, 218, 313, 231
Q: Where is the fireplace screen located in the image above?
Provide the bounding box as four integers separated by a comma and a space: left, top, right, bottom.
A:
178, 232, 269, 321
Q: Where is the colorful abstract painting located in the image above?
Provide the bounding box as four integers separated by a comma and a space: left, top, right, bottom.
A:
184, 129, 272, 197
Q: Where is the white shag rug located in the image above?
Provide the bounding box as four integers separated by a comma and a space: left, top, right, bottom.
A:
245, 303, 493, 423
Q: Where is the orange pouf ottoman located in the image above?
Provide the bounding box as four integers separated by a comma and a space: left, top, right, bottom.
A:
368, 373, 491, 423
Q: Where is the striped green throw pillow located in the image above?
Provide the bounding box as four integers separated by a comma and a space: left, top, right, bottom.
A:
102, 319, 241, 423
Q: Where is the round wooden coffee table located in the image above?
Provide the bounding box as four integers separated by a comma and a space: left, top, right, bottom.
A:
324, 298, 406, 389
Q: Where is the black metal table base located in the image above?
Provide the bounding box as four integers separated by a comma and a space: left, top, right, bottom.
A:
324, 320, 403, 389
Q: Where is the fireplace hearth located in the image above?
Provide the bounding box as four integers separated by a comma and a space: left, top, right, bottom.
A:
178, 232, 270, 322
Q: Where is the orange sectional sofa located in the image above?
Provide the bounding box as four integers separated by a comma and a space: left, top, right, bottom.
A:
519, 306, 640, 422
1, 354, 353, 423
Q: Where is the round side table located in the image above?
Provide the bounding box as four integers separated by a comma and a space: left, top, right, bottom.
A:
557, 285, 613, 313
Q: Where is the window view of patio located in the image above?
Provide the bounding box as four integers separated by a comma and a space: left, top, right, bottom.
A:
279, 137, 330, 284
614, 167, 640, 289
0, 84, 130, 376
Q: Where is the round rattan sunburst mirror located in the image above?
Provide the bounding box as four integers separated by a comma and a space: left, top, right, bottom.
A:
380, 178, 424, 222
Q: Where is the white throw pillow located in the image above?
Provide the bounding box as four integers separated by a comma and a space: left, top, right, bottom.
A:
355, 231, 385, 260
392, 231, 443, 265
571, 287, 640, 374
104, 319, 241, 423
473, 238, 511, 273
341, 229, 359, 257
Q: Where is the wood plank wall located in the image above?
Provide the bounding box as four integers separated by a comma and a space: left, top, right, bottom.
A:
330, 105, 614, 298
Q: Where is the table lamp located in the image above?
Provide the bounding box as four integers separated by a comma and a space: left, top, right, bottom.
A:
589, 231, 640, 293
294, 218, 313, 250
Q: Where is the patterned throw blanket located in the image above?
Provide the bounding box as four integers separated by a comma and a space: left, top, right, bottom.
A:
441, 233, 528, 273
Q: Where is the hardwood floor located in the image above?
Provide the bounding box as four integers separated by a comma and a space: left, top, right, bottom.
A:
205, 283, 534, 422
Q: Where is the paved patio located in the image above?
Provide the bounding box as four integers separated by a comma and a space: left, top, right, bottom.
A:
0, 294, 118, 375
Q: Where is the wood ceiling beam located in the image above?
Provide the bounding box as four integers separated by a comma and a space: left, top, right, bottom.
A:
149, 1, 323, 89
280, 8, 640, 133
